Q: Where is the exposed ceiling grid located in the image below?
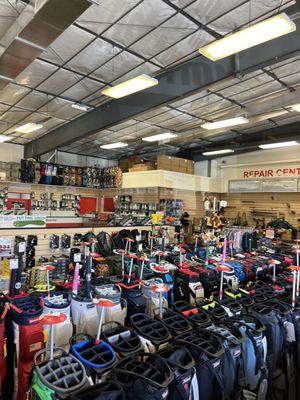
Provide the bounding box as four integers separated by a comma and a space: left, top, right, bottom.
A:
0, 0, 299, 158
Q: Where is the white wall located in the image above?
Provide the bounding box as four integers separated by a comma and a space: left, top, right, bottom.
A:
213, 146, 300, 179
0, 142, 24, 163
41, 151, 118, 167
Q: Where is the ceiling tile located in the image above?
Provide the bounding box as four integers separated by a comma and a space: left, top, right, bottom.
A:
16, 59, 58, 88
41, 25, 95, 65
67, 39, 121, 76
38, 69, 82, 95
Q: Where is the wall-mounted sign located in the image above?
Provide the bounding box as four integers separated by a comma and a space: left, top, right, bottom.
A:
0, 215, 46, 229
243, 167, 300, 179
262, 179, 297, 192
228, 180, 261, 193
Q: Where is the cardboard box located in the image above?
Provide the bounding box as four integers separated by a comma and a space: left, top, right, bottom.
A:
157, 155, 173, 171
129, 162, 154, 172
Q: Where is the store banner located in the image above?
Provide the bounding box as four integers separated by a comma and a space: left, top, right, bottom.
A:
0, 215, 46, 228
243, 166, 300, 178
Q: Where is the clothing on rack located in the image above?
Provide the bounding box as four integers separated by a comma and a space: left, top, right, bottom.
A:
223, 226, 256, 253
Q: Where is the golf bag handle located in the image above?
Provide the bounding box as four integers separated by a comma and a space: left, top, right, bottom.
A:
34, 347, 66, 366
69, 333, 94, 346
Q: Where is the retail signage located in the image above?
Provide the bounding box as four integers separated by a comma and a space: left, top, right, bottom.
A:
0, 215, 46, 228
243, 167, 300, 178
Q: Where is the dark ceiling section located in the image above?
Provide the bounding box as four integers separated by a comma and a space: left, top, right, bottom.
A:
24, 7, 300, 158
178, 120, 300, 161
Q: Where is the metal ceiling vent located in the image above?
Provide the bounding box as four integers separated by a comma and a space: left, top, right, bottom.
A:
0, 0, 93, 90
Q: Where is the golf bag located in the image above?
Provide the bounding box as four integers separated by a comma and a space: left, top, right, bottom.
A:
43, 292, 72, 349
112, 353, 173, 400
4, 295, 44, 400
94, 284, 127, 326
252, 300, 297, 400
70, 381, 125, 399
119, 283, 146, 321
142, 279, 168, 317
159, 346, 198, 400
176, 329, 228, 400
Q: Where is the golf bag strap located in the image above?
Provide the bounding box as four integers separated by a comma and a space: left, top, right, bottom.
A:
246, 328, 267, 377
173, 369, 189, 400
203, 355, 231, 400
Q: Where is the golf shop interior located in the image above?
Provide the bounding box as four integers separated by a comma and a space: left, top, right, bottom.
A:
0, 0, 300, 399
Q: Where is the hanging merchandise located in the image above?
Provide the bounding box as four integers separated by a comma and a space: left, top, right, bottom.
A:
49, 235, 59, 250
20, 159, 36, 183
61, 234, 71, 249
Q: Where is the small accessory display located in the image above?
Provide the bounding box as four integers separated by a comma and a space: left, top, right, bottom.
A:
73, 234, 82, 246
61, 234, 71, 249
50, 234, 60, 250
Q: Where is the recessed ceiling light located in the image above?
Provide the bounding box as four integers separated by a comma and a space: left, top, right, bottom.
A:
291, 103, 300, 112
100, 142, 128, 149
102, 74, 158, 99
201, 117, 249, 130
259, 141, 298, 149
199, 13, 295, 61
72, 103, 90, 111
202, 149, 234, 156
142, 132, 177, 142
0, 135, 11, 143
15, 123, 43, 133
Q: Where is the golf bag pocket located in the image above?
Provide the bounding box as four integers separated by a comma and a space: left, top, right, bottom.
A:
71, 299, 99, 336
17, 322, 44, 400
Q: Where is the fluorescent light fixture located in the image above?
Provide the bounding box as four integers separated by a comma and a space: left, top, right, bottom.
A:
291, 103, 300, 112
0, 74, 14, 83
199, 13, 295, 61
15, 123, 43, 133
259, 141, 298, 149
100, 142, 128, 149
203, 149, 234, 156
15, 36, 46, 51
72, 103, 90, 111
201, 116, 249, 130
102, 74, 158, 99
142, 132, 177, 142
0, 135, 11, 143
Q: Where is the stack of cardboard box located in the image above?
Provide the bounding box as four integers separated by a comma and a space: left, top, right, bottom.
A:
156, 155, 194, 174
120, 155, 195, 175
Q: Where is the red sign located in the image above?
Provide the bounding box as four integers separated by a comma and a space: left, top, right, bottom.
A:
243, 167, 300, 178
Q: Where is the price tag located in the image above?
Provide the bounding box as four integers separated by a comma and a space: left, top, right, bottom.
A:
74, 253, 81, 262
138, 243, 143, 251
10, 259, 18, 270
18, 242, 26, 253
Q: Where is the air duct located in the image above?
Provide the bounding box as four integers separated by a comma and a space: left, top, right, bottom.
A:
0, 0, 92, 90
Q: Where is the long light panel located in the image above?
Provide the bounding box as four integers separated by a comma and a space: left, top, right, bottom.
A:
199, 13, 296, 61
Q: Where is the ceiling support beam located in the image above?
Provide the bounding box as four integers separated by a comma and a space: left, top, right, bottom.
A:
25, 9, 300, 158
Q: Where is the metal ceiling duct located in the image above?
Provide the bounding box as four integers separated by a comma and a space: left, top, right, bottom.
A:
0, 0, 92, 90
